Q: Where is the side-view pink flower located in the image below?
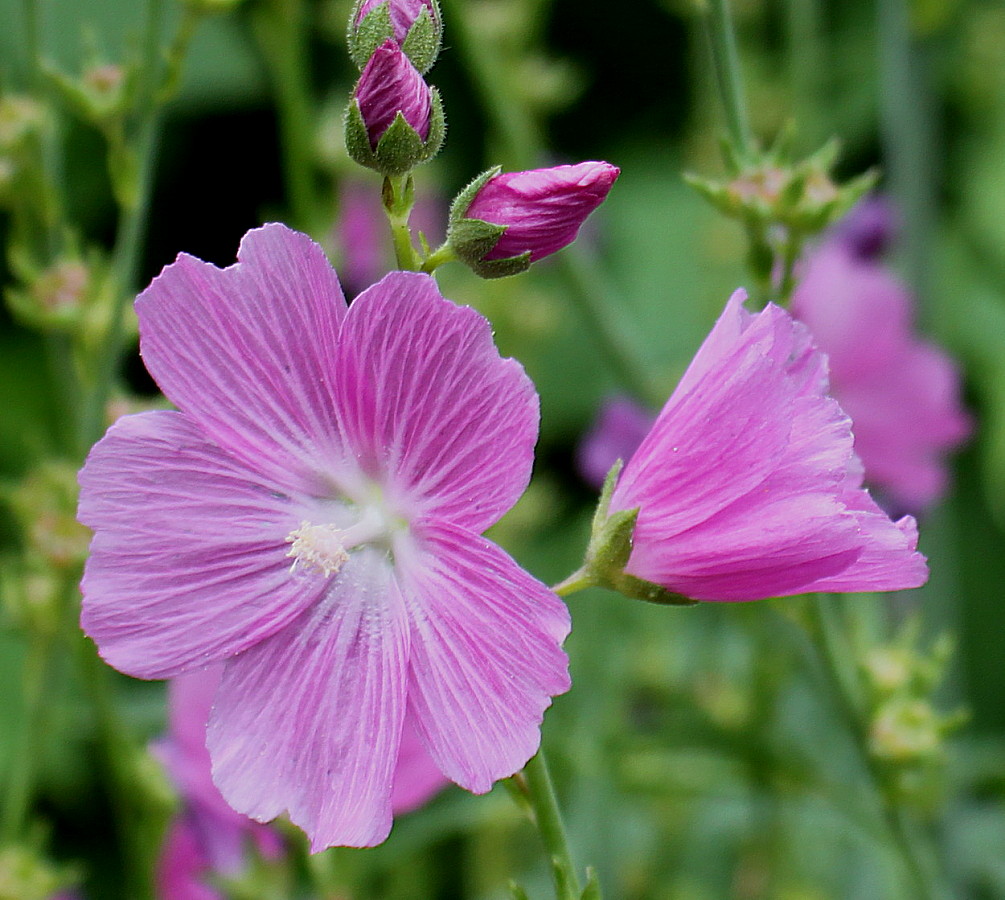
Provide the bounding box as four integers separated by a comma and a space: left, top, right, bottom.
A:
792, 236, 970, 513
78, 224, 570, 850
609, 291, 929, 601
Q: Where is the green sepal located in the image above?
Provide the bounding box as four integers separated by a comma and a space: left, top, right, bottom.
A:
449, 165, 502, 221
582, 459, 697, 607
606, 571, 696, 607
400, 2, 443, 74
347, 0, 395, 69
682, 171, 741, 218
344, 87, 445, 177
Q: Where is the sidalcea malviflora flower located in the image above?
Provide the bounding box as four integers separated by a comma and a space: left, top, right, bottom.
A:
791, 218, 970, 513
78, 224, 570, 849
606, 291, 928, 601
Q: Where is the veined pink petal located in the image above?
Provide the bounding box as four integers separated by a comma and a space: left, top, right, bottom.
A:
610, 293, 928, 600
333, 271, 539, 532
391, 712, 450, 814
396, 520, 570, 793
208, 547, 410, 850
79, 411, 325, 679
136, 224, 351, 496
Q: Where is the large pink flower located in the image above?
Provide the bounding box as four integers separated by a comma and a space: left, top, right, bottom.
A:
791, 241, 970, 512
608, 291, 928, 601
78, 224, 570, 850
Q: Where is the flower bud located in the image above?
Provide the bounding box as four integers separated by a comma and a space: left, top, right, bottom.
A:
349, 0, 442, 73
344, 41, 444, 177
447, 161, 619, 278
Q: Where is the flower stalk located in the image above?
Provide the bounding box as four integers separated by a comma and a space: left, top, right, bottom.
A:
520, 748, 591, 900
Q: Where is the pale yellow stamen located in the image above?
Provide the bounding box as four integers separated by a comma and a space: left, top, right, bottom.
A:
285, 521, 350, 576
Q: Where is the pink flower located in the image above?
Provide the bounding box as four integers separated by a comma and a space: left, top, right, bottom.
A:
460, 162, 620, 263
78, 224, 570, 849
577, 397, 653, 489
608, 291, 928, 601
354, 41, 431, 148
791, 240, 970, 512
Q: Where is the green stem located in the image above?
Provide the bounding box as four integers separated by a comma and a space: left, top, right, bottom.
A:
551, 569, 595, 599
0, 630, 53, 842
521, 748, 587, 900
807, 595, 950, 900
383, 175, 421, 271
252, 0, 323, 234
877, 0, 937, 322
703, 0, 754, 158
419, 243, 457, 273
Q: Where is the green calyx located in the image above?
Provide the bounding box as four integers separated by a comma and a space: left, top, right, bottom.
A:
446, 166, 531, 279
348, 0, 442, 74
344, 87, 445, 177
575, 460, 697, 607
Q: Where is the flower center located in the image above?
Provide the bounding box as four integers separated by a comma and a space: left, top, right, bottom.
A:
285, 522, 350, 576
283, 502, 405, 578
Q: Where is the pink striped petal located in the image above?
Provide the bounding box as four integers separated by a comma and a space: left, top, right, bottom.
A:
396, 520, 570, 793
333, 272, 539, 532
136, 224, 350, 495
79, 411, 324, 678
207, 547, 409, 850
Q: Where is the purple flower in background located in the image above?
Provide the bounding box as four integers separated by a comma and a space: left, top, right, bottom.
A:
791, 232, 970, 513
354, 41, 431, 148
577, 397, 653, 489
154, 666, 283, 900
608, 291, 928, 601
831, 194, 896, 261
78, 224, 569, 850
461, 162, 620, 263
355, 0, 438, 44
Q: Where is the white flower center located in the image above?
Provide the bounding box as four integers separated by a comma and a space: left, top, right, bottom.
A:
284, 500, 406, 578
285, 522, 350, 576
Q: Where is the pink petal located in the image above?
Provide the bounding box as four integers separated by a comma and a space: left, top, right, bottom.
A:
136, 223, 350, 496
391, 711, 450, 814
207, 547, 410, 850
79, 411, 325, 679
396, 520, 570, 793
333, 272, 539, 532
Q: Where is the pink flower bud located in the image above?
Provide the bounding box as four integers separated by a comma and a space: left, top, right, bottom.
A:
355, 0, 438, 44
463, 162, 620, 262
354, 41, 431, 149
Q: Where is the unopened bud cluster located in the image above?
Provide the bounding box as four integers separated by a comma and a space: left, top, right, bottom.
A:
345, 0, 444, 177
343, 0, 619, 276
